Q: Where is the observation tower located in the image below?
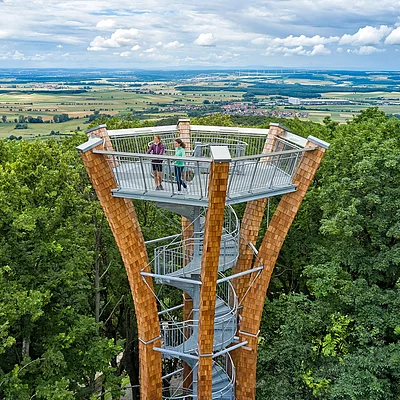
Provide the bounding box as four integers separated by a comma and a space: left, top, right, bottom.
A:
77, 119, 329, 400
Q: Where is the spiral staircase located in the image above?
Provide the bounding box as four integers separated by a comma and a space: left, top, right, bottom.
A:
141, 204, 243, 399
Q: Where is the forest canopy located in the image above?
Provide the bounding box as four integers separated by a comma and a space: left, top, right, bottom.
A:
0, 108, 399, 399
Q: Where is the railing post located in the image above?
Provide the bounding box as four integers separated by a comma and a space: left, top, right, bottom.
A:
226, 160, 236, 198
139, 156, 148, 193
197, 161, 203, 199
112, 155, 120, 188
268, 154, 279, 188
248, 158, 260, 193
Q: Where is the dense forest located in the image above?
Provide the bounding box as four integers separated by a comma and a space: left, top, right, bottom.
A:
0, 108, 399, 399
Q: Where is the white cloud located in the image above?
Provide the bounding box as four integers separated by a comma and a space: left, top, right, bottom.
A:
146, 53, 174, 62
12, 50, 25, 60
352, 45, 385, 55
265, 46, 307, 57
144, 47, 155, 53
337, 47, 343, 52
1, 0, 400, 67
57, 44, 63, 48
310, 44, 331, 55
96, 19, 116, 30
0, 50, 52, 61
339, 25, 392, 46
88, 28, 140, 51
267, 34, 339, 48
265, 44, 330, 57
183, 51, 240, 65
194, 33, 216, 46
385, 27, 400, 44
251, 37, 270, 46
120, 51, 131, 57
164, 40, 184, 49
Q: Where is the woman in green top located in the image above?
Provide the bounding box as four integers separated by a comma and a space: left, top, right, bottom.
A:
174, 138, 188, 193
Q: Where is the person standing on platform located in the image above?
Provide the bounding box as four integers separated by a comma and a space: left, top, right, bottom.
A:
174, 138, 188, 194
147, 135, 165, 190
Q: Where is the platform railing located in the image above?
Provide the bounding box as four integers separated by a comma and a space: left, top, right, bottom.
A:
110, 130, 178, 154
274, 136, 301, 152
94, 146, 314, 201
190, 126, 268, 156
93, 150, 212, 198
148, 136, 248, 158
226, 147, 314, 197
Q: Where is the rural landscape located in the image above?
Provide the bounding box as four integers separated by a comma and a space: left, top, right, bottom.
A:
1, 68, 400, 139
2, 0, 400, 398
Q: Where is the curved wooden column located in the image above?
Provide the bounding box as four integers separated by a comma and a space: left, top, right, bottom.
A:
232, 198, 267, 303
78, 136, 162, 400
235, 140, 328, 400
197, 158, 230, 399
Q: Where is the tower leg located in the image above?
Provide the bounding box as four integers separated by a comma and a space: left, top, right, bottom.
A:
235, 142, 327, 400
78, 138, 162, 400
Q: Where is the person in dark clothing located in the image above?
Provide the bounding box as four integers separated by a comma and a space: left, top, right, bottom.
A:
147, 135, 165, 190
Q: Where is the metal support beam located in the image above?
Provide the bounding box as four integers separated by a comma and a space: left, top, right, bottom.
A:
158, 304, 184, 316
141, 271, 202, 286
153, 347, 199, 361
216, 265, 264, 284
212, 341, 248, 358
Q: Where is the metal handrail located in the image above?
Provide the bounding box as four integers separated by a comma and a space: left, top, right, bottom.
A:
153, 233, 239, 278
229, 145, 315, 162
95, 145, 313, 201
93, 145, 314, 162
161, 353, 235, 399
93, 149, 211, 163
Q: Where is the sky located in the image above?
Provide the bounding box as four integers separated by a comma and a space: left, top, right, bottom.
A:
1, 0, 400, 70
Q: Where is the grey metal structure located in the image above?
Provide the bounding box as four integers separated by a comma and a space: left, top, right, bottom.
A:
95, 123, 318, 399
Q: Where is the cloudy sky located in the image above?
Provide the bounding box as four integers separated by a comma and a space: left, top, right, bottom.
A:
1, 0, 400, 69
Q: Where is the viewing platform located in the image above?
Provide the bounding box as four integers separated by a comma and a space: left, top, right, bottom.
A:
78, 121, 327, 206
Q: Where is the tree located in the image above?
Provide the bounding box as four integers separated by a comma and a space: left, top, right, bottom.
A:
0, 134, 184, 399
2, 115, 7, 123
0, 136, 123, 399
257, 108, 400, 399
190, 113, 234, 127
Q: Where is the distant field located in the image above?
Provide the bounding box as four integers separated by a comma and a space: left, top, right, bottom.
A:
1, 69, 400, 137
0, 119, 85, 139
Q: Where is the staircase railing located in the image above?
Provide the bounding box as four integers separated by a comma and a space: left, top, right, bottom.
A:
161, 353, 235, 399
160, 277, 238, 353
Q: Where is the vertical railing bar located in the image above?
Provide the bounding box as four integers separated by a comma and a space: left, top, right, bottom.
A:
168, 159, 175, 196
139, 155, 148, 193
268, 154, 279, 188
112, 155, 121, 188
197, 161, 203, 199
227, 160, 236, 198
